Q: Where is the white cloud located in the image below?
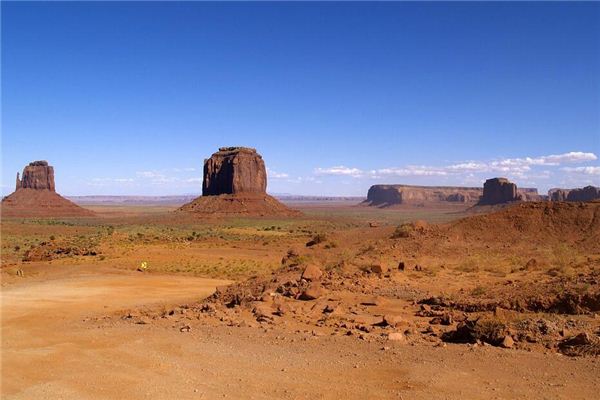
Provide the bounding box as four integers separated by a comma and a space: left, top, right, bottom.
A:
374, 166, 448, 177
314, 151, 598, 182
314, 166, 364, 177
562, 166, 600, 175
266, 168, 289, 179
172, 167, 196, 172
136, 170, 165, 179
537, 152, 597, 165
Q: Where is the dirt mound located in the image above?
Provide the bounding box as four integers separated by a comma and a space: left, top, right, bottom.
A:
2, 189, 95, 218
178, 193, 301, 217
448, 201, 600, 250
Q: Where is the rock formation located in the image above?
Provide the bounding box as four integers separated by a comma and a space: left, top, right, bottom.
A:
179, 147, 300, 216
479, 178, 519, 205
16, 160, 56, 191
365, 180, 541, 207
203, 147, 267, 196
2, 161, 94, 217
365, 185, 482, 207
516, 187, 544, 202
548, 188, 569, 202
549, 186, 600, 202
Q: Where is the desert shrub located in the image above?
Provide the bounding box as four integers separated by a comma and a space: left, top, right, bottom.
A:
457, 259, 479, 273
443, 317, 507, 345
391, 224, 412, 239
306, 233, 327, 247
471, 286, 487, 297
357, 243, 376, 255
552, 243, 576, 269
473, 318, 508, 345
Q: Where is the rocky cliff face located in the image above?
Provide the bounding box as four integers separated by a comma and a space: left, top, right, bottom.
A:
549, 186, 600, 202
203, 147, 267, 196
548, 188, 569, 202
365, 185, 482, 206
16, 160, 55, 191
479, 178, 518, 205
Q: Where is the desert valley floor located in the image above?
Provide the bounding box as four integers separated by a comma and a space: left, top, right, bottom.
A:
1, 200, 599, 399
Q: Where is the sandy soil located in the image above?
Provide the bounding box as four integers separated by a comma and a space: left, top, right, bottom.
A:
2, 269, 599, 400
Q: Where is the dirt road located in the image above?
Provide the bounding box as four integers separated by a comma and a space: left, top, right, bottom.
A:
2, 272, 599, 399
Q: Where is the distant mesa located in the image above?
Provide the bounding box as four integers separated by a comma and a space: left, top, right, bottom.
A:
364, 184, 482, 207
2, 160, 95, 218
548, 186, 600, 202
364, 178, 542, 207
179, 147, 301, 216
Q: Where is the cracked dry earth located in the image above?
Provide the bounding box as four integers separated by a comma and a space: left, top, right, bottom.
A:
2, 269, 599, 399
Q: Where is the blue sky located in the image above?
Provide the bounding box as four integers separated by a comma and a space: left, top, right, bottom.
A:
2, 2, 599, 196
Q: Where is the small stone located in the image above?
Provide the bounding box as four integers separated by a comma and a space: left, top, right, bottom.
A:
370, 264, 388, 274
500, 335, 514, 348
387, 332, 406, 342
301, 264, 323, 281
383, 314, 403, 327
298, 283, 323, 300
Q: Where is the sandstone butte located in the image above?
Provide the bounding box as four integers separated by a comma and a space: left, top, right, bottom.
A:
2, 161, 95, 217
364, 178, 542, 207
179, 147, 301, 217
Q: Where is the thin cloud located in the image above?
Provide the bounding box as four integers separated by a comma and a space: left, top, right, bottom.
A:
315, 151, 598, 179
314, 166, 364, 177
562, 166, 600, 176
266, 168, 289, 179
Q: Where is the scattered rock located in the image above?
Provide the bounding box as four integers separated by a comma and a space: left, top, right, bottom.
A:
500, 335, 514, 348
301, 264, 323, 281
387, 332, 407, 342
298, 283, 323, 301
383, 314, 403, 327
370, 264, 388, 274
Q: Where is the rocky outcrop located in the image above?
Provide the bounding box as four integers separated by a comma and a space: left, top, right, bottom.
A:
180, 147, 300, 216
2, 160, 94, 217
479, 178, 519, 205
516, 187, 544, 202
365, 185, 482, 207
203, 147, 267, 196
549, 186, 600, 202
366, 180, 541, 207
16, 160, 55, 191
549, 188, 569, 202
